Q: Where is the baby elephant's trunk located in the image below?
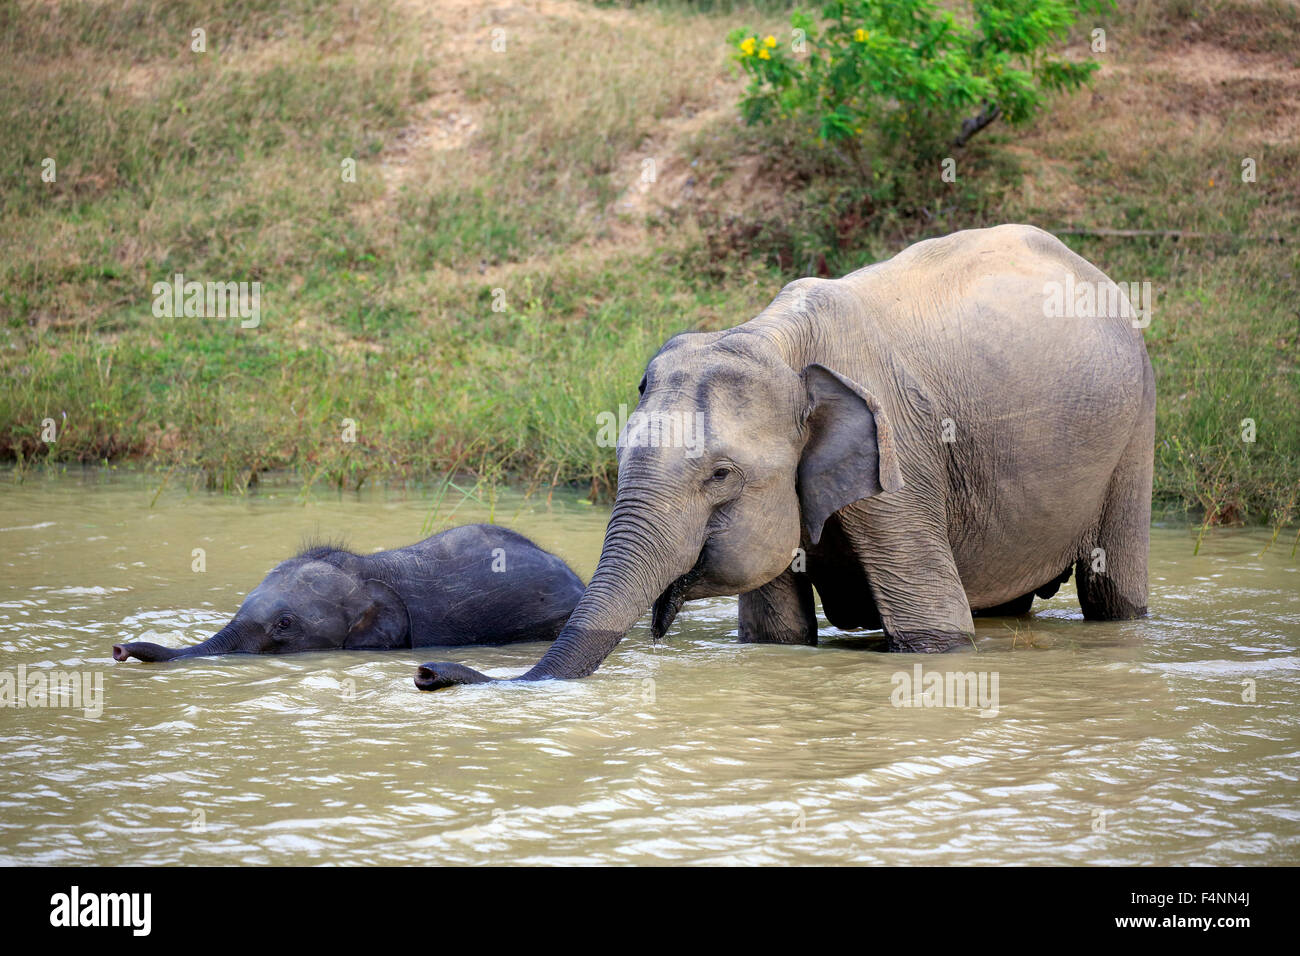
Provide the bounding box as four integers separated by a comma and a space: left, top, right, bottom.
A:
112, 623, 242, 662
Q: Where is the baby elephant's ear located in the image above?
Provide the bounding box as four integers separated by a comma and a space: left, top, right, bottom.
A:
798, 363, 905, 546
344, 579, 409, 649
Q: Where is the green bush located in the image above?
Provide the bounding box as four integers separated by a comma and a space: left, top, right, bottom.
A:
728, 0, 1112, 158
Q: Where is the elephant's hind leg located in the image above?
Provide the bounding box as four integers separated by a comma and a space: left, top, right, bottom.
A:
1076, 365, 1153, 620
738, 568, 818, 645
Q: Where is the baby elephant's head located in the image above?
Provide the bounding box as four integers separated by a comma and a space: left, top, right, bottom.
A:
112, 556, 409, 663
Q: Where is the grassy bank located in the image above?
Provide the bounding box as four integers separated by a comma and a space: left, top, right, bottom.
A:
1, 0, 1297, 529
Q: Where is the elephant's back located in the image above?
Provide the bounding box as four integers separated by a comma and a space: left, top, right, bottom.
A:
407, 525, 584, 646
837, 223, 1150, 424
845, 224, 1144, 335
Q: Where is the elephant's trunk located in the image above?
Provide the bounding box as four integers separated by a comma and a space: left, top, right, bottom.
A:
415, 487, 702, 690
112, 623, 243, 663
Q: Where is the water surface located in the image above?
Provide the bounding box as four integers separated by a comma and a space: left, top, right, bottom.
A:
1, 472, 1296, 864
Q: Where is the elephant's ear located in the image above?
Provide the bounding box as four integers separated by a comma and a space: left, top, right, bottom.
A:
797, 363, 904, 545
344, 579, 410, 649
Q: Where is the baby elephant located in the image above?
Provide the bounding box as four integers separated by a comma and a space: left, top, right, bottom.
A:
112, 524, 583, 662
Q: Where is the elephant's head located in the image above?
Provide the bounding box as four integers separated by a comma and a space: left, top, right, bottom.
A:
113, 557, 408, 662
415, 329, 902, 689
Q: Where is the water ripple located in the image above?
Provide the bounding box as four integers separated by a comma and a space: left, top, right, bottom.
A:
0, 476, 1296, 864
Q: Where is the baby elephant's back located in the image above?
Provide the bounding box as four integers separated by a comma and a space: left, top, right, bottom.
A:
410, 524, 584, 646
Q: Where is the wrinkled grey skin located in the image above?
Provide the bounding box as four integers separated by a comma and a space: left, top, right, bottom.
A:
417, 225, 1154, 690
112, 525, 584, 662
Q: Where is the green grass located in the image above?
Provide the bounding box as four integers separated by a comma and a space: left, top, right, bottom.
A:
1, 0, 1296, 531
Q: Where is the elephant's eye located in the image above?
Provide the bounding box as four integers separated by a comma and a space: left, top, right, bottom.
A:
710, 467, 731, 481
276, 615, 293, 631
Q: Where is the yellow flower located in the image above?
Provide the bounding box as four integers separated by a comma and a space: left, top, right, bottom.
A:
854, 28, 869, 42
764, 35, 777, 48
758, 48, 770, 60
740, 36, 757, 56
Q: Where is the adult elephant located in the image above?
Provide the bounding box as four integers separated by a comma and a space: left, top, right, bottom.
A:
417, 224, 1154, 690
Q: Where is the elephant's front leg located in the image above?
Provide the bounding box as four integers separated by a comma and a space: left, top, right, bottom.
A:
738, 567, 818, 645
841, 503, 975, 653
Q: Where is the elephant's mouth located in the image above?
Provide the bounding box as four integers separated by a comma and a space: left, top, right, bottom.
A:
650, 551, 709, 641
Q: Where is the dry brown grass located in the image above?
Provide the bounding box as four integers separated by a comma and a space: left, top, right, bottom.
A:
2, 0, 1296, 519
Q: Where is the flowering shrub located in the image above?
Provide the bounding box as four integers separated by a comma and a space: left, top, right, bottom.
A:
728, 0, 1111, 157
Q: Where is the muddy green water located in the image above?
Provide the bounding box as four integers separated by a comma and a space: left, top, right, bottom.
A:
0, 472, 1297, 865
